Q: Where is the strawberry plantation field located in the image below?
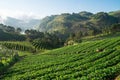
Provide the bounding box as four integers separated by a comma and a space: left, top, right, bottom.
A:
1, 37, 120, 80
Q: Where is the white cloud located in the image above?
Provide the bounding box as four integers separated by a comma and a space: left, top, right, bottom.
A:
0, 9, 41, 20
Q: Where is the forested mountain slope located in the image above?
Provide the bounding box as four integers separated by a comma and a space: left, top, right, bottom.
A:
37, 10, 120, 36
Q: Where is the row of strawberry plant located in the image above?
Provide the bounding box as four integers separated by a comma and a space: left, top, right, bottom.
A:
0, 42, 35, 52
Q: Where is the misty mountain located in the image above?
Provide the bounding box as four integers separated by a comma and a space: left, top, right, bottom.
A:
0, 16, 40, 31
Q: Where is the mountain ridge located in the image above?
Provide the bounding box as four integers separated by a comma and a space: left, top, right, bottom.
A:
37, 10, 120, 36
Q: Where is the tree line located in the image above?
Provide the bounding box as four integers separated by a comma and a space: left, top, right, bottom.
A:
0, 23, 120, 48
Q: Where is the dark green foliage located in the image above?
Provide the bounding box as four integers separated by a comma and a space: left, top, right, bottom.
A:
0, 30, 26, 41
25, 29, 44, 41
0, 24, 22, 33
109, 10, 120, 22
16, 28, 22, 34
24, 29, 63, 49
0, 24, 25, 41
111, 23, 120, 33
31, 33, 61, 49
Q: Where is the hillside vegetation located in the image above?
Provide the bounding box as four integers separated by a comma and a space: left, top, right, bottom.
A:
37, 11, 120, 36
0, 24, 26, 41
1, 10, 120, 48
0, 46, 19, 74
0, 10, 120, 80
1, 36, 120, 80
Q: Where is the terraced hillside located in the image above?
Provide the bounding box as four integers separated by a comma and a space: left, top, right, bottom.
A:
1, 37, 120, 80
0, 42, 35, 53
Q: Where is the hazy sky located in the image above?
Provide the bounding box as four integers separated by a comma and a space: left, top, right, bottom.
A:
0, 0, 120, 19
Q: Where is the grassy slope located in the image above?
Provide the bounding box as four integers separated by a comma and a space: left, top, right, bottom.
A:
1, 36, 120, 80
82, 32, 120, 41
